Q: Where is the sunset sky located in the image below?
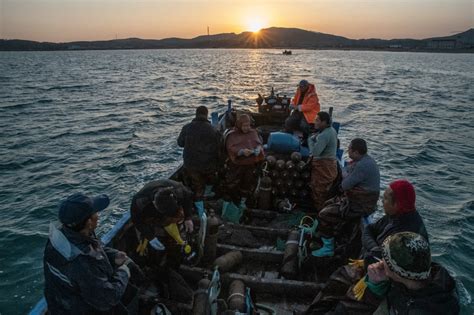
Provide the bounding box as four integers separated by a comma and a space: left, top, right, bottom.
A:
1, 0, 472, 42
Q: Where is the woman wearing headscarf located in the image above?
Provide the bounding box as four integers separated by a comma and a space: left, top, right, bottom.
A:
222, 114, 264, 223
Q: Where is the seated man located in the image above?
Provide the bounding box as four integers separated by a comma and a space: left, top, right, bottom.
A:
177, 105, 222, 217
222, 114, 264, 223
285, 79, 320, 135
130, 179, 194, 302
304, 179, 429, 314
44, 193, 137, 314
362, 179, 428, 264
313, 138, 380, 257
353, 232, 459, 314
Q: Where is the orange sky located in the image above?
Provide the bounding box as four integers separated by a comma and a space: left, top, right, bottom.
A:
1, 0, 472, 42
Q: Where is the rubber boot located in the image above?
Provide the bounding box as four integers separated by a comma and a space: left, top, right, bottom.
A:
204, 185, 215, 198
311, 237, 334, 257
239, 197, 247, 211
222, 201, 242, 223
221, 201, 230, 217
194, 201, 205, 218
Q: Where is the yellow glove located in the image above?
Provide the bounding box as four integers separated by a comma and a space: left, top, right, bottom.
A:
163, 223, 185, 245
348, 258, 365, 269
352, 276, 368, 301
136, 238, 149, 256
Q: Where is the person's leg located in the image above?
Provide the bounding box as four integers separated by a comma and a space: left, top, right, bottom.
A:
310, 160, 338, 212
187, 169, 206, 201
203, 170, 217, 197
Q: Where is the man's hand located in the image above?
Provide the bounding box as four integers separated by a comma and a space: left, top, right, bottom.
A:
367, 261, 387, 283
114, 251, 128, 266
297, 105, 302, 112
184, 219, 194, 233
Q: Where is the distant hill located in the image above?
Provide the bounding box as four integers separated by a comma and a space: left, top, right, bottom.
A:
1, 27, 473, 51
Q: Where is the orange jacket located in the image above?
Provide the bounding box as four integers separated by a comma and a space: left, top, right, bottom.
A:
291, 83, 320, 123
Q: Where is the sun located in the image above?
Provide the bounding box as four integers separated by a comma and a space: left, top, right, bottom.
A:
247, 20, 264, 33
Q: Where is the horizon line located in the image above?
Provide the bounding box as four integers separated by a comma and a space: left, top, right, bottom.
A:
2, 26, 472, 44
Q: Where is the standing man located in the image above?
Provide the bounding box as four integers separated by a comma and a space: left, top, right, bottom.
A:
308, 111, 338, 212
178, 106, 222, 217
44, 193, 137, 314
285, 79, 320, 135
312, 138, 380, 257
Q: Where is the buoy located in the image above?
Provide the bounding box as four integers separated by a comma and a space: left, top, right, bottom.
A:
281, 230, 300, 279
276, 159, 286, 170
192, 277, 210, 315
257, 176, 273, 210
214, 251, 243, 272
266, 155, 277, 167
203, 210, 219, 264
291, 152, 302, 163
227, 280, 246, 311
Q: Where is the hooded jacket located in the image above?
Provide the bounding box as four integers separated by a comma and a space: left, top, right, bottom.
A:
43, 224, 129, 314
291, 83, 320, 123
177, 115, 222, 172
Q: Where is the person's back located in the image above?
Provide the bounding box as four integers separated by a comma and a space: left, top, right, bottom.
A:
341, 139, 381, 216
342, 154, 380, 192
178, 107, 220, 172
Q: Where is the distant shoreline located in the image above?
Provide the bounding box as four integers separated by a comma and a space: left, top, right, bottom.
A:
2, 27, 472, 53
0, 47, 472, 53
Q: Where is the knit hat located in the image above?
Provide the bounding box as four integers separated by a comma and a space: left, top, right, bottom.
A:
235, 114, 251, 131
382, 232, 431, 280
389, 179, 416, 214
153, 188, 179, 217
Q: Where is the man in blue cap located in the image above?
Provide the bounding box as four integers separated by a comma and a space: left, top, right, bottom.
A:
43, 193, 138, 314
285, 79, 321, 136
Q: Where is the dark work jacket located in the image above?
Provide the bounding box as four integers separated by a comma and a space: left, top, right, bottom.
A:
365, 263, 460, 315
362, 210, 428, 260
44, 226, 129, 314
130, 179, 193, 240
177, 115, 222, 172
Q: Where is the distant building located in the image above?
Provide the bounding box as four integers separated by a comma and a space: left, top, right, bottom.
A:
389, 44, 402, 48
428, 39, 457, 49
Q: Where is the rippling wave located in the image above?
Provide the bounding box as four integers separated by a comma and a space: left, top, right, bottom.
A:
0, 49, 473, 314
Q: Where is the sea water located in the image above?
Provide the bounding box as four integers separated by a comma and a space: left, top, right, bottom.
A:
0, 49, 473, 314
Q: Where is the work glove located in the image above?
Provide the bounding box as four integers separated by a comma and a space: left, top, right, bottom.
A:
136, 238, 149, 256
